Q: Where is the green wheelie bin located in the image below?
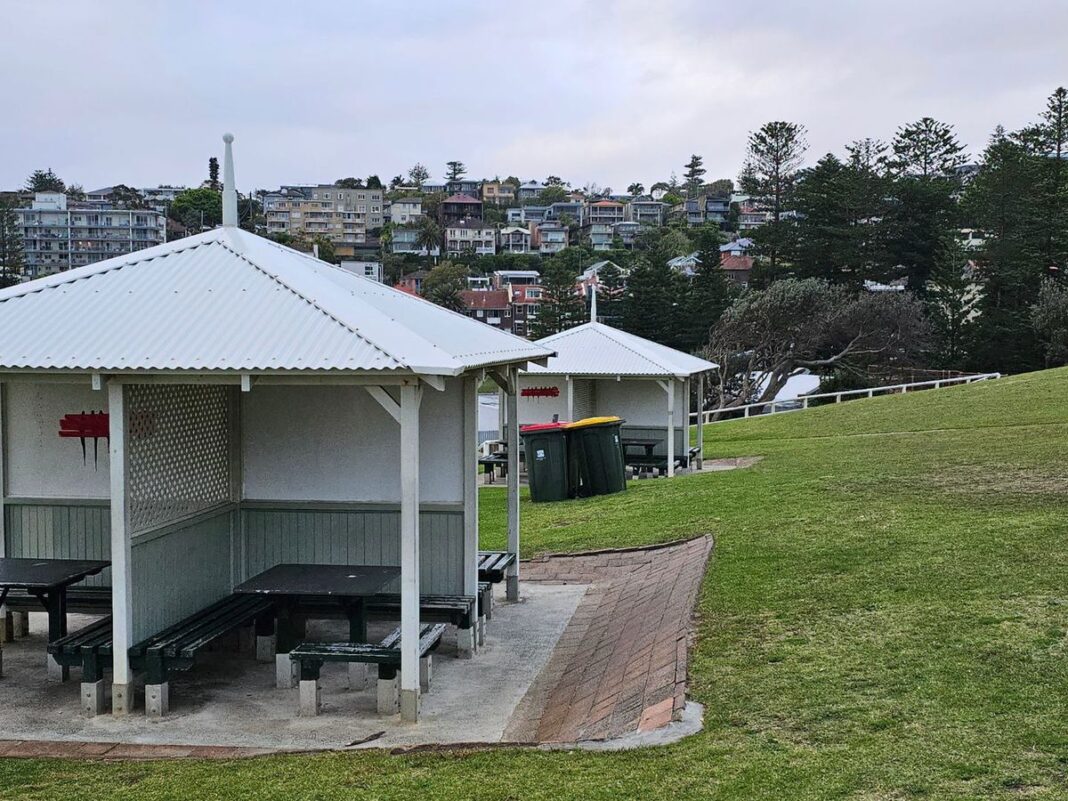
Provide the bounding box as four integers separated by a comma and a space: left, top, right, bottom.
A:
521, 422, 571, 502
566, 416, 627, 497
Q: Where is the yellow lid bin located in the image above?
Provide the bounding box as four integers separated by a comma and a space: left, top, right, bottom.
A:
564, 416, 622, 430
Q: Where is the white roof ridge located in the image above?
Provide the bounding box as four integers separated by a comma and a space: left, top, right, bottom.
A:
212, 234, 409, 371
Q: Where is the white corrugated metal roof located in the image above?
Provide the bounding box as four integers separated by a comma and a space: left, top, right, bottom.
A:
524, 322, 717, 378
0, 227, 552, 375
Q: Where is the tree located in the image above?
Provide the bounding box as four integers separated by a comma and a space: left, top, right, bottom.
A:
25, 168, 65, 193
106, 184, 146, 209
422, 261, 468, 311
676, 229, 737, 352
1038, 87, 1068, 271
706, 278, 930, 409
627, 182, 645, 196
890, 117, 966, 179
66, 183, 86, 202
335, 177, 364, 189
596, 261, 627, 325
535, 185, 569, 205
208, 157, 220, 190
366, 175, 383, 190
739, 121, 807, 270
445, 161, 466, 181
545, 175, 566, 187
169, 187, 222, 230
311, 236, 336, 263
238, 193, 262, 233
926, 237, 981, 367
414, 216, 441, 263
389, 175, 404, 189
0, 200, 24, 287
408, 163, 430, 188
620, 251, 687, 348
1032, 279, 1068, 366
531, 260, 585, 339
683, 155, 706, 195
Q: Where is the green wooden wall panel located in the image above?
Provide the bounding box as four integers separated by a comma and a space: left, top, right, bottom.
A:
4, 502, 112, 587
239, 507, 464, 595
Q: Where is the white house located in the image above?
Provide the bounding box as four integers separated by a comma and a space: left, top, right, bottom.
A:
0, 136, 551, 723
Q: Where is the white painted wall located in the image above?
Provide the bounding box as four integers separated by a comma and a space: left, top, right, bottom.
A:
591, 378, 686, 427
516, 376, 569, 425
5, 382, 111, 499
241, 381, 464, 503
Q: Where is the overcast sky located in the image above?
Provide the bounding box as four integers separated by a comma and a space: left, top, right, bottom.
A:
3, 1, 1066, 193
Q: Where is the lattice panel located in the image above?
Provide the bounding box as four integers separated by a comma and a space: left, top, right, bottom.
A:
126, 384, 233, 534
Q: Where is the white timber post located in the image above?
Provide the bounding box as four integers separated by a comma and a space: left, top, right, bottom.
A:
399, 382, 423, 723
506, 367, 520, 601
566, 375, 574, 421
696, 373, 704, 470
462, 374, 482, 648
0, 382, 7, 655
659, 380, 676, 478
108, 381, 135, 714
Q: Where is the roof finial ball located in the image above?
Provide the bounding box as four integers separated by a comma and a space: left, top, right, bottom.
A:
221, 132, 238, 227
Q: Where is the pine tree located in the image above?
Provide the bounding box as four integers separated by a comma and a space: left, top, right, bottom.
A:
620, 254, 685, 348
0, 200, 24, 287
208, 157, 220, 190
676, 230, 737, 352
408, 163, 429, 188
596, 262, 627, 325
683, 155, 706, 196
25, 168, 65, 193
926, 237, 981, 368
739, 122, 807, 271
531, 261, 584, 339
445, 161, 467, 181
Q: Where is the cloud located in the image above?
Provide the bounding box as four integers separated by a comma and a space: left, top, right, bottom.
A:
1, 0, 1066, 191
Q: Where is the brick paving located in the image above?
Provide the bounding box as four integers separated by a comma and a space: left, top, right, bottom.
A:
505, 535, 712, 743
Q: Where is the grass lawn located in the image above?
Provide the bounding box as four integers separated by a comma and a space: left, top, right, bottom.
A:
4, 369, 1068, 799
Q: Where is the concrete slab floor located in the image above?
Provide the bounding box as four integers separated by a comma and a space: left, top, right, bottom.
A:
0, 582, 587, 751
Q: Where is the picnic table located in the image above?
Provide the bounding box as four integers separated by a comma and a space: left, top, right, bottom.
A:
0, 557, 110, 680
234, 563, 400, 656
621, 437, 660, 460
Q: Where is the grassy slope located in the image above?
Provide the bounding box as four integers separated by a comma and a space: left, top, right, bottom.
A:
4, 370, 1068, 800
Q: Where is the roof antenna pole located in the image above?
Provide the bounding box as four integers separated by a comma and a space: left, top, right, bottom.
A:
222, 132, 238, 227
590, 282, 598, 323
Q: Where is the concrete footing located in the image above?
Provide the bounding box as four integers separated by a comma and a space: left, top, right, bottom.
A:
112, 681, 138, 715
275, 653, 297, 689
477, 615, 486, 647
298, 679, 321, 716
419, 655, 432, 692
457, 626, 475, 658
400, 688, 420, 722
377, 675, 399, 715
0, 645, 4, 678
11, 611, 28, 639
46, 654, 69, 682
145, 682, 169, 718
506, 575, 519, 602
81, 680, 106, 717
255, 635, 276, 663
348, 662, 368, 691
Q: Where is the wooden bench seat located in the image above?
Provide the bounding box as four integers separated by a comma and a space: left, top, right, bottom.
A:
477, 551, 516, 584
46, 616, 114, 716
290, 623, 446, 716
130, 593, 276, 717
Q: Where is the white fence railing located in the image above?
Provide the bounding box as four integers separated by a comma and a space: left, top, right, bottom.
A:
690, 373, 1003, 426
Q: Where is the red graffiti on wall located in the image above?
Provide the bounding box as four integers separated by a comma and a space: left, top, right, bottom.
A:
521, 386, 560, 398
59, 411, 109, 467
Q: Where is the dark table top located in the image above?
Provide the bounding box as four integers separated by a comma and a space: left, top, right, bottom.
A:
233, 563, 400, 598
0, 558, 110, 590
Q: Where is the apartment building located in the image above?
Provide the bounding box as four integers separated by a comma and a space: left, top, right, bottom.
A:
534, 221, 568, 254
481, 181, 516, 205
498, 226, 532, 253
391, 226, 440, 257
628, 198, 666, 227
461, 289, 513, 332
446, 178, 482, 197
262, 184, 384, 258
444, 218, 496, 256
506, 205, 548, 224
15, 192, 166, 279
516, 181, 547, 201
388, 197, 421, 225
440, 194, 483, 225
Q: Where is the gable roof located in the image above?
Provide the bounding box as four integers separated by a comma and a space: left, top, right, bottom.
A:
525, 322, 716, 378
443, 194, 481, 204
0, 227, 551, 376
